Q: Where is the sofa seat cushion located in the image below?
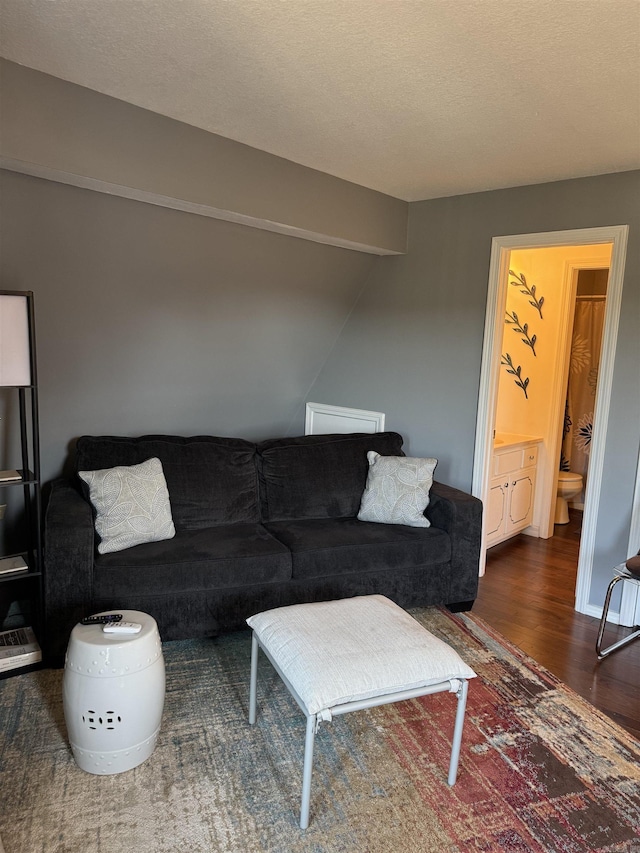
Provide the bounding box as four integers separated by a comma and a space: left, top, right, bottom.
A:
257, 432, 405, 522
76, 435, 259, 529
93, 523, 291, 597
265, 517, 451, 581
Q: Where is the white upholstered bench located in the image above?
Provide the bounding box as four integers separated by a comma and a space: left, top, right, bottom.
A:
247, 594, 476, 829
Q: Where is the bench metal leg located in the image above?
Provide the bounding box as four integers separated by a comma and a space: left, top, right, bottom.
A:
447, 678, 469, 785
596, 575, 640, 660
249, 633, 259, 724
247, 631, 317, 829
300, 714, 317, 830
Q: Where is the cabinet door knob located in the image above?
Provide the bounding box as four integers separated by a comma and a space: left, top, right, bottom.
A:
504, 482, 509, 488
513, 481, 517, 487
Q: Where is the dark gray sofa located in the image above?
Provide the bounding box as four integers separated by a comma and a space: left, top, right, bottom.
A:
44, 431, 482, 664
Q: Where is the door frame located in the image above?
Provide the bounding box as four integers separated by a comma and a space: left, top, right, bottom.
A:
472, 225, 629, 618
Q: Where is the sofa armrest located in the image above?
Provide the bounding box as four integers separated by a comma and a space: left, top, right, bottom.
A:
44, 478, 96, 665
427, 481, 482, 605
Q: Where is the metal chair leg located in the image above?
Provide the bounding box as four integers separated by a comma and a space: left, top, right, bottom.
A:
596, 575, 640, 660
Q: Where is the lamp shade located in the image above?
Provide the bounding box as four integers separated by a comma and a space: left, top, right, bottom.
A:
0, 294, 31, 386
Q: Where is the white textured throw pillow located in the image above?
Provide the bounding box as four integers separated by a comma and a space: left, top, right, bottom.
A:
357, 451, 437, 528
79, 457, 175, 554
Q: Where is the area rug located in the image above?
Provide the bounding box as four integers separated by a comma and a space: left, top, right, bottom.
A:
1, 608, 638, 853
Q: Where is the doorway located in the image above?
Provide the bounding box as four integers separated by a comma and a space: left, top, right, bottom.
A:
472, 226, 629, 619
491, 245, 612, 543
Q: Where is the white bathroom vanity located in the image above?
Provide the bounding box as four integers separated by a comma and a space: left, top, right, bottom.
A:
486, 434, 541, 548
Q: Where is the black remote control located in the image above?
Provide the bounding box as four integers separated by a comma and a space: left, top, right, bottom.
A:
80, 613, 123, 625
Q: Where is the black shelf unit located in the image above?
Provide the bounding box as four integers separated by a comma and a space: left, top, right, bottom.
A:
0, 290, 43, 677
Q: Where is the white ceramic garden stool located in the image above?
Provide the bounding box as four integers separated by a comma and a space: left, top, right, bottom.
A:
63, 609, 165, 775
247, 595, 477, 829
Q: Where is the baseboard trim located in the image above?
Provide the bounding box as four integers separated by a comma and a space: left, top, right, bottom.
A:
582, 601, 620, 624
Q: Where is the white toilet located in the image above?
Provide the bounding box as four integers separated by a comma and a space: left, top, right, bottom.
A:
555, 471, 583, 524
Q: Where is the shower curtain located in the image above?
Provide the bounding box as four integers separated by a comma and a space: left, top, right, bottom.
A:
561, 297, 606, 504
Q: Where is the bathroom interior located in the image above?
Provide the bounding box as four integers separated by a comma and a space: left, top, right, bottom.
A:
488, 242, 612, 554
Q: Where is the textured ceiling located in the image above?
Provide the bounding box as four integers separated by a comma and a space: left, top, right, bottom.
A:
1, 0, 639, 201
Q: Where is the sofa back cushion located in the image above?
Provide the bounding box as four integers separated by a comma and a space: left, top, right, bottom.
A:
76, 435, 259, 529
256, 432, 404, 521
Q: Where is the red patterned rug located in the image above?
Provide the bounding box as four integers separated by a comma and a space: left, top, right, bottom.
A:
388, 612, 640, 852
1, 607, 638, 852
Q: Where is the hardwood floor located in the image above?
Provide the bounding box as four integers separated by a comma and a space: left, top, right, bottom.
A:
473, 510, 640, 740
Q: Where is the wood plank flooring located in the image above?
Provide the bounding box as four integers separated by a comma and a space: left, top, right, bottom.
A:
472, 510, 640, 740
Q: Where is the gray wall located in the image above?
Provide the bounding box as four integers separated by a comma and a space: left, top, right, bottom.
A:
1, 60, 408, 255
0, 170, 376, 483
309, 170, 640, 608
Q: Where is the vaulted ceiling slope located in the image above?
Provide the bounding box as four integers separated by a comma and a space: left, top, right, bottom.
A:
1, 0, 639, 201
